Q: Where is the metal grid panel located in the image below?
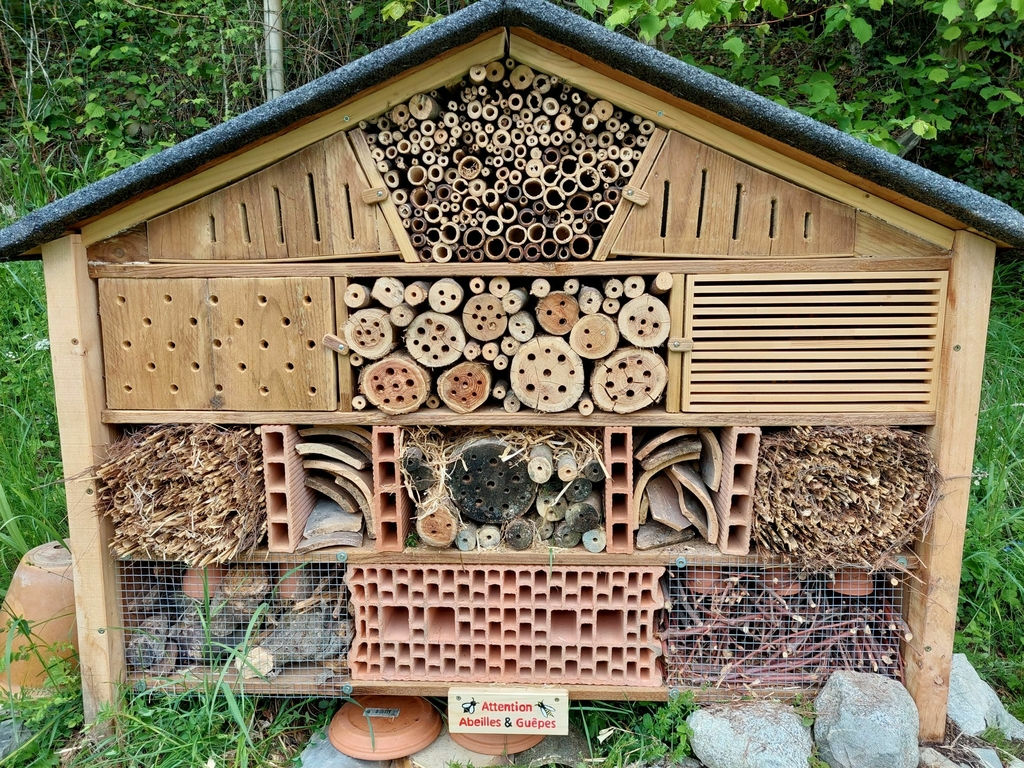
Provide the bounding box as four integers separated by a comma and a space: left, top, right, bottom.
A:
662, 564, 905, 689
119, 560, 351, 695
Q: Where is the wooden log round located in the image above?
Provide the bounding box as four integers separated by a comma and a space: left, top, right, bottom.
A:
455, 521, 478, 551
344, 283, 372, 309
463, 340, 482, 361
591, 347, 668, 413
389, 303, 417, 328
359, 354, 432, 414
566, 492, 602, 533
502, 392, 521, 412
477, 525, 501, 549
508, 311, 536, 342
577, 285, 603, 315
446, 436, 536, 524
408, 93, 441, 120
535, 291, 580, 336
344, 308, 397, 360
530, 278, 551, 298
405, 311, 466, 367
556, 450, 578, 482
527, 444, 554, 484
501, 288, 529, 314
582, 528, 607, 553
371, 277, 405, 308
488, 276, 511, 298
651, 271, 673, 294
622, 276, 646, 299
578, 396, 595, 416
462, 293, 508, 341
568, 313, 619, 360
618, 295, 671, 348
437, 361, 491, 414
510, 335, 585, 412
428, 277, 464, 313
553, 521, 581, 548
416, 501, 459, 548
404, 280, 430, 306
503, 517, 536, 550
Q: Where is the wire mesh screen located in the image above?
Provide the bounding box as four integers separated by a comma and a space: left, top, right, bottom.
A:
119, 560, 351, 695
662, 564, 906, 689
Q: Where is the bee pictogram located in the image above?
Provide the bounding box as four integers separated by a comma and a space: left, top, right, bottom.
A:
462, 698, 478, 714
535, 701, 555, 718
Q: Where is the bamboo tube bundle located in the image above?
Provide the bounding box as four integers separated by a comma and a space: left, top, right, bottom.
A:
752, 426, 940, 570
361, 56, 647, 261
96, 425, 265, 566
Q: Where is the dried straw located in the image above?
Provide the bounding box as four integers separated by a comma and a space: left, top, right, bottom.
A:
752, 426, 940, 570
96, 424, 265, 567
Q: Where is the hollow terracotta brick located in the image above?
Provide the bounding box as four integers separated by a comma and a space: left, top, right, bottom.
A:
371, 426, 410, 551
603, 426, 634, 554
710, 426, 761, 555
261, 425, 317, 553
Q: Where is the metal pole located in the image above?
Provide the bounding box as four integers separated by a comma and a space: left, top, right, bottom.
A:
264, 0, 284, 101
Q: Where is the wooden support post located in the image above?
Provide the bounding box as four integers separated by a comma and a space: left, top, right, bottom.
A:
905, 230, 996, 742
41, 235, 122, 722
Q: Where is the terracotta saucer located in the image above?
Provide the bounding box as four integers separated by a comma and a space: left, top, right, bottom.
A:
449, 731, 545, 755
831, 567, 875, 597
329, 695, 442, 759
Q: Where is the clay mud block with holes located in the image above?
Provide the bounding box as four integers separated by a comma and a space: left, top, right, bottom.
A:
372, 427, 409, 551
711, 427, 761, 555
262, 425, 317, 553
347, 565, 664, 685
603, 426, 634, 554
99, 277, 337, 411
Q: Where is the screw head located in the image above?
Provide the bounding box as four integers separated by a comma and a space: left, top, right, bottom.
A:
343, 115, 350, 122
657, 110, 664, 117
377, 190, 384, 197
675, 556, 688, 568
953, 344, 962, 352
626, 189, 634, 196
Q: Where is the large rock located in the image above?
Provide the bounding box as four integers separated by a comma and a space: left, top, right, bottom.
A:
918, 747, 959, 768
948, 653, 1024, 740
813, 671, 918, 768
968, 748, 1003, 768
298, 730, 392, 768
513, 726, 588, 768
687, 702, 811, 768
0, 720, 31, 761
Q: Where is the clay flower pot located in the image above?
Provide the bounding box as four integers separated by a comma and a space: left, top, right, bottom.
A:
329, 695, 442, 759
831, 567, 875, 597
181, 565, 226, 600
449, 731, 545, 755
685, 565, 725, 595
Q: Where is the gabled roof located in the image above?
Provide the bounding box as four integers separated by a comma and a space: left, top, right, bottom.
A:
2, 0, 1023, 262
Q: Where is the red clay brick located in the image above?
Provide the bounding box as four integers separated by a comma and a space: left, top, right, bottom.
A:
711, 426, 761, 555
371, 427, 410, 551
262, 425, 317, 553
603, 426, 634, 554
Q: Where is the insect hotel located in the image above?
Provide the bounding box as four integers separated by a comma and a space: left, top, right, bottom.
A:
2, 0, 1023, 745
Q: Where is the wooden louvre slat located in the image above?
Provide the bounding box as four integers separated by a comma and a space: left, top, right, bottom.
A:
682, 271, 947, 413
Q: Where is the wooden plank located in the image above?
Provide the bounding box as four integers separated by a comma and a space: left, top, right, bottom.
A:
87, 226, 148, 264
335, 276, 353, 411
100, 404, 936, 427
509, 30, 961, 247
856, 212, 952, 259
665, 274, 686, 412
88, 256, 952, 280
593, 128, 667, 261
347, 128, 419, 263
905, 231, 996, 742
41, 235, 122, 722
322, 131, 384, 256
79, 31, 506, 245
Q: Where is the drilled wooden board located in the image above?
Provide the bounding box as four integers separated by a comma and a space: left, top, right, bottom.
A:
683, 270, 947, 412
99, 277, 337, 410
147, 133, 394, 261
613, 131, 857, 258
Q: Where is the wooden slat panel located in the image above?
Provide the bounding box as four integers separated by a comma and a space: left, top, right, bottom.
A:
99, 277, 337, 410
613, 131, 857, 257
683, 270, 947, 413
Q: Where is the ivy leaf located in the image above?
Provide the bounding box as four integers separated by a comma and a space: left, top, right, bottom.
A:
943, 24, 962, 38
911, 119, 930, 136
987, 99, 1010, 113
685, 8, 711, 28
974, 0, 999, 17
869, 0, 885, 9
605, 6, 634, 27
577, 0, 598, 15
758, 74, 782, 87
941, 0, 963, 20
763, 0, 789, 18
638, 12, 666, 38
928, 67, 949, 82
849, 17, 873, 43
723, 35, 746, 57
349, 5, 365, 20
84, 102, 105, 119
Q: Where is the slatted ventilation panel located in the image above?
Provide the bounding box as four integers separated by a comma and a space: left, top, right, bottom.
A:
612, 131, 857, 257
682, 271, 947, 413
147, 132, 397, 260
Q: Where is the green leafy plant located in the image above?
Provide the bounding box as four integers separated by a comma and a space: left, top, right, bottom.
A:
574, 693, 698, 766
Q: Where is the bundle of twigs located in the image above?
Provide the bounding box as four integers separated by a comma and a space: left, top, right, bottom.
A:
97, 425, 265, 566
752, 426, 940, 570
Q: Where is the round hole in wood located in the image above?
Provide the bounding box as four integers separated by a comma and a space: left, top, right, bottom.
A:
169, 384, 179, 393
307, 340, 316, 349
116, 295, 126, 305
308, 386, 317, 396
208, 295, 218, 305
146, 362, 156, 371
257, 294, 268, 305
285, 362, 295, 371
123, 384, 132, 392
238, 362, 247, 372
303, 295, 312, 305
142, 317, 152, 327
214, 384, 224, 393
213, 339, 223, 348
191, 362, 200, 371
260, 339, 269, 349
162, 294, 172, 303
189, 317, 198, 326
281, 317, 291, 327
259, 386, 270, 396
235, 318, 244, 327
122, 340, 132, 349
166, 341, 176, 351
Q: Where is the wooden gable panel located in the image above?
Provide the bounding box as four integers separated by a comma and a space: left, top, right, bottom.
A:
147, 132, 397, 260
612, 131, 857, 257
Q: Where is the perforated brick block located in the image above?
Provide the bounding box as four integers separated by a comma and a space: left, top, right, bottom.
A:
604, 426, 634, 554
711, 426, 761, 555
371, 426, 410, 551
347, 565, 664, 685
262, 425, 317, 552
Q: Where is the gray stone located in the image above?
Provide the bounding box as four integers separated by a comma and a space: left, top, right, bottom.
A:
0, 720, 31, 761
1005, 758, 1024, 768
969, 748, 1002, 768
918, 747, 960, 768
410, 728, 507, 768
304, 498, 363, 536
513, 725, 589, 767
635, 520, 695, 550
298, 729, 392, 768
948, 654, 1024, 740
670, 759, 704, 768
814, 671, 919, 768
687, 702, 811, 768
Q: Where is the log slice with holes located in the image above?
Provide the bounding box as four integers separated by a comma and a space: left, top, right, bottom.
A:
569, 313, 619, 359
510, 336, 585, 413
405, 311, 466, 367
343, 308, 396, 359
359, 355, 431, 414
535, 292, 580, 336
437, 361, 491, 414
618, 295, 671, 348
462, 293, 508, 341
591, 347, 667, 413
446, 437, 536, 524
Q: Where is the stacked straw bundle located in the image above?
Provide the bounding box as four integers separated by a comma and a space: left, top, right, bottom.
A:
752, 426, 940, 570
97, 424, 265, 566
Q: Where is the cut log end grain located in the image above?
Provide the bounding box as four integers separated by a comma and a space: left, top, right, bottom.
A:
344, 308, 397, 359
416, 503, 459, 548
618, 295, 671, 348
427, 277, 465, 313
503, 517, 536, 550
462, 293, 508, 341
591, 347, 668, 413
359, 355, 432, 415
535, 292, 580, 336
437, 361, 491, 414
510, 335, 586, 413
569, 313, 619, 360
406, 311, 467, 367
